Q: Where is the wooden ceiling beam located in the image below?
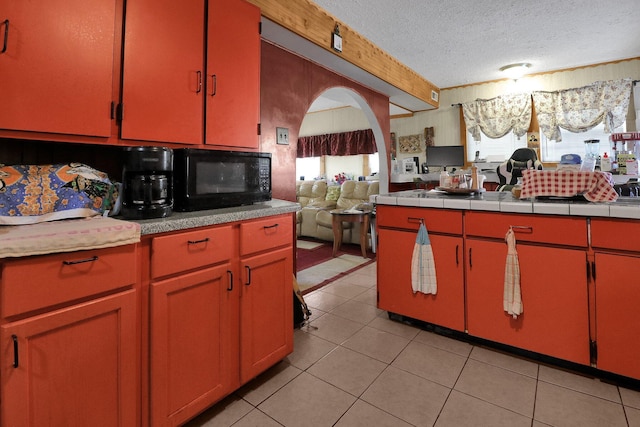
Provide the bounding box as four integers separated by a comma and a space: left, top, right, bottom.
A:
246, 0, 440, 108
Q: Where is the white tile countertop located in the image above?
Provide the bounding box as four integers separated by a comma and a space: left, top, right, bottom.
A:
372, 190, 640, 219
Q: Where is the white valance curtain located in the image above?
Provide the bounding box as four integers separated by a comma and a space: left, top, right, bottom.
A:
462, 93, 532, 142
532, 78, 632, 142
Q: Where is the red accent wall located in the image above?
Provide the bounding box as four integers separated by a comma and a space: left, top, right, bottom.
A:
260, 41, 390, 202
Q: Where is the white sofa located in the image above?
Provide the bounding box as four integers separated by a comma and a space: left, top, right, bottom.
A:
296, 180, 379, 245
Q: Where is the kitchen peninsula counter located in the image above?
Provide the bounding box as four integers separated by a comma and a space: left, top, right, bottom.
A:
373, 189, 640, 384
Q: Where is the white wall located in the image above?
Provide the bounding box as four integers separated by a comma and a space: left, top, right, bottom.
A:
299, 106, 370, 136
390, 59, 640, 166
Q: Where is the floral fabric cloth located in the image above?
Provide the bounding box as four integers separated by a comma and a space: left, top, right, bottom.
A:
532, 79, 632, 142
0, 163, 119, 225
462, 93, 532, 142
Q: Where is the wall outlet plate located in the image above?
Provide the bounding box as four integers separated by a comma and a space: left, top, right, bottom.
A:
276, 127, 289, 145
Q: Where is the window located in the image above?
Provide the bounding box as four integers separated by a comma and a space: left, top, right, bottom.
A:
467, 123, 626, 164
540, 123, 626, 162
295, 153, 379, 182
296, 157, 320, 181
466, 131, 528, 162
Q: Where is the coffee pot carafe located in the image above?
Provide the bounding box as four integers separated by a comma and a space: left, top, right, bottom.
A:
121, 146, 173, 219
581, 139, 600, 172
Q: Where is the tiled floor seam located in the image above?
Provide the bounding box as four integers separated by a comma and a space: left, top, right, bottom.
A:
535, 377, 624, 404
531, 366, 540, 427
431, 355, 472, 427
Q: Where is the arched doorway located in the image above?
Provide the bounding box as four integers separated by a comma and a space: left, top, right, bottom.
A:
299, 87, 388, 193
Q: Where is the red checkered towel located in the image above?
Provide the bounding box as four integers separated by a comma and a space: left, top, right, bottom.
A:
519, 170, 618, 202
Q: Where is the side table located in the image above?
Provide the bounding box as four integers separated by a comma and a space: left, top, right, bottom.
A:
330, 209, 370, 258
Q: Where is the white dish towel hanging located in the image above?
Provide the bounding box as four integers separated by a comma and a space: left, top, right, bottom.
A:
503, 227, 523, 318
411, 222, 437, 295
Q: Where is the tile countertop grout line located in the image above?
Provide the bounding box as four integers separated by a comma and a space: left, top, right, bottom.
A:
371, 191, 640, 220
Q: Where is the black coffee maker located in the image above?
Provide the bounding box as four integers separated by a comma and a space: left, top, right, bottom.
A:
121, 146, 173, 219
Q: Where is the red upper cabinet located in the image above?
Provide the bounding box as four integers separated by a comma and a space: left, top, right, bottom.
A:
206, 0, 261, 150
120, 0, 260, 148
0, 0, 119, 137
120, 0, 206, 145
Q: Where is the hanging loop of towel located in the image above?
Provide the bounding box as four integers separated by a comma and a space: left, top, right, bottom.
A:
509, 225, 533, 233
408, 216, 424, 225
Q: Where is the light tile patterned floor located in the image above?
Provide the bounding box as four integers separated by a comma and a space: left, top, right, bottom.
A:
186, 262, 640, 427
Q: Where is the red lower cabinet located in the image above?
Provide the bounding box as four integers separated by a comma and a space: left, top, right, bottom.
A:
148, 215, 294, 426
594, 252, 640, 379
378, 228, 465, 331
1, 245, 139, 426
376, 206, 465, 332
465, 239, 590, 365
240, 247, 294, 383
150, 265, 237, 426
1, 291, 138, 426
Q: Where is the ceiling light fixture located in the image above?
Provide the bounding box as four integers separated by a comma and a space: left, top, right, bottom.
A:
500, 63, 532, 80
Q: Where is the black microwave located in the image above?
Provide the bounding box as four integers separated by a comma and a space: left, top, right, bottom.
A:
173, 149, 271, 211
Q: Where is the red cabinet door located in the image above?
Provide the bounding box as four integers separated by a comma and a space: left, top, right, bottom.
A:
150, 264, 237, 426
121, 0, 205, 144
1, 291, 138, 426
206, 0, 260, 149
466, 239, 590, 365
378, 228, 465, 331
0, 0, 117, 136
594, 252, 640, 380
240, 247, 293, 383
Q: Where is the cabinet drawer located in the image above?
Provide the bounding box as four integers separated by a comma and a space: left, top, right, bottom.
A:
376, 206, 463, 234
151, 226, 234, 279
591, 218, 640, 252
240, 215, 293, 256
465, 211, 587, 247
2, 245, 137, 319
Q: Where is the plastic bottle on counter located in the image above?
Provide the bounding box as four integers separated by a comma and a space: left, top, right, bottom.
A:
439, 170, 449, 188
601, 152, 612, 172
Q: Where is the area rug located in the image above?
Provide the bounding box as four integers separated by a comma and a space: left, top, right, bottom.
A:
296, 238, 375, 294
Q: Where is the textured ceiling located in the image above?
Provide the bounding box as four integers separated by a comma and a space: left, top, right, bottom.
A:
312, 0, 640, 88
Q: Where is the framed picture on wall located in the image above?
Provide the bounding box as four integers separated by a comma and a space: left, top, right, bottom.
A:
390, 132, 397, 158
424, 127, 435, 147
398, 134, 422, 153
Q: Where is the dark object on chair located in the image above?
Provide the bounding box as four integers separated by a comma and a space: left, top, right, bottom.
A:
496, 148, 543, 191
614, 180, 640, 196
